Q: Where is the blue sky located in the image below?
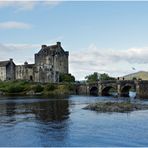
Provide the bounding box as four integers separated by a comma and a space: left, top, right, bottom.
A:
1, 1, 148, 80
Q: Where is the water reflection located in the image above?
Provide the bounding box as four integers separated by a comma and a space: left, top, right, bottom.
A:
6, 102, 16, 116
0, 96, 70, 125
32, 99, 70, 122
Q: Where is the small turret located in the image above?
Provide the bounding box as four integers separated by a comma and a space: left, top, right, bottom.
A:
41, 45, 47, 49
24, 61, 28, 65
57, 42, 61, 47
9, 58, 13, 62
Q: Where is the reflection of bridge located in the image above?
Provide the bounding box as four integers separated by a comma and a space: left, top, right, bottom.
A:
76, 80, 148, 98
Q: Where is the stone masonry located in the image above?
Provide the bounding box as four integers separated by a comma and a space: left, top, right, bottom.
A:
0, 42, 69, 83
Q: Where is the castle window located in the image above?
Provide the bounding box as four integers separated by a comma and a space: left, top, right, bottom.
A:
30, 75, 33, 81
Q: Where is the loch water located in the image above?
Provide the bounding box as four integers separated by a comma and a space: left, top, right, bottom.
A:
0, 95, 148, 147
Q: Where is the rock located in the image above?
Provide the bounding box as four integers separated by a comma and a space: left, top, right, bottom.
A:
84, 102, 148, 113
26, 90, 35, 95
0, 91, 5, 95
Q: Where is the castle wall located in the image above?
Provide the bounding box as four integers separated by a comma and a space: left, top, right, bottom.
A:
53, 52, 69, 74
34, 42, 69, 83
0, 67, 6, 81
34, 53, 55, 83
6, 61, 15, 80
15, 65, 34, 81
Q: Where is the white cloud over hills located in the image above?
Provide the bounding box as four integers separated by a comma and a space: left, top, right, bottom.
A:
70, 44, 148, 80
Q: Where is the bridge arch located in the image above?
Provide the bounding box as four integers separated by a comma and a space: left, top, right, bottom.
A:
121, 84, 135, 97
90, 86, 98, 96
102, 86, 117, 96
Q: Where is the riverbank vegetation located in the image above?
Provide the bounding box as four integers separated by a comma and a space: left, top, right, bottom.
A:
84, 101, 148, 113
0, 81, 76, 96
0, 73, 76, 96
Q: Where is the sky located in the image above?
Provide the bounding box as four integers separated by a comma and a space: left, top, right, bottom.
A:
1, 1, 148, 80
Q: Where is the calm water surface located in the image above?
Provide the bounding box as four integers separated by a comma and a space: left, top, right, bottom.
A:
0, 95, 148, 147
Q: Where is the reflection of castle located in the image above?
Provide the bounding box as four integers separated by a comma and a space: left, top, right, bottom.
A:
0, 42, 69, 83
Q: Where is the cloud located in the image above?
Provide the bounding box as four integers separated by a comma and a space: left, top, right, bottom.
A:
0, 21, 31, 29
43, 1, 62, 7
0, 1, 36, 10
0, 43, 40, 64
70, 44, 148, 80
0, 1, 61, 11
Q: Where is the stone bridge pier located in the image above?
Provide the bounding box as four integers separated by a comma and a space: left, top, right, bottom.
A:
76, 80, 148, 99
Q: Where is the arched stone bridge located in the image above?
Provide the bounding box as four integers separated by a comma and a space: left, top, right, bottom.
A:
76, 80, 148, 99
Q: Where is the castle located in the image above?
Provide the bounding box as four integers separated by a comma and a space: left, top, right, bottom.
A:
0, 42, 69, 83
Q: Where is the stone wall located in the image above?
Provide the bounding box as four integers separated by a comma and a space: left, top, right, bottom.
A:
0, 67, 6, 81
6, 60, 15, 80
136, 81, 148, 99
76, 84, 89, 95
15, 64, 34, 81
34, 42, 69, 83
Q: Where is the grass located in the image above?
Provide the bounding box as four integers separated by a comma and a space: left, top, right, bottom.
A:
0, 80, 76, 96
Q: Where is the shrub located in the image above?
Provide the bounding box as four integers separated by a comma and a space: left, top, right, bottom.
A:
45, 83, 56, 91
6, 84, 25, 93
59, 73, 75, 82
32, 84, 44, 93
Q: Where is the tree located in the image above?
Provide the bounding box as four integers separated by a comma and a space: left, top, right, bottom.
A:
85, 72, 99, 83
85, 72, 116, 82
99, 73, 116, 80
59, 73, 75, 82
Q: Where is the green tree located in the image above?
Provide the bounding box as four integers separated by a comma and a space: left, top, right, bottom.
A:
85, 72, 116, 82
59, 73, 75, 82
85, 72, 99, 83
99, 73, 116, 80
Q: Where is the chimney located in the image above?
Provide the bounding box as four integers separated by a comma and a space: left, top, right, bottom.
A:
9, 58, 13, 62
24, 61, 28, 65
41, 45, 47, 49
57, 42, 61, 47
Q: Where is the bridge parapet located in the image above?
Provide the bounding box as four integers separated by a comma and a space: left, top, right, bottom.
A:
98, 80, 117, 84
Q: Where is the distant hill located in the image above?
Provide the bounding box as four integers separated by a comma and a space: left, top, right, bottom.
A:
122, 71, 148, 80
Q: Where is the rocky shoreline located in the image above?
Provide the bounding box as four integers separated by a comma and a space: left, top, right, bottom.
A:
84, 102, 148, 113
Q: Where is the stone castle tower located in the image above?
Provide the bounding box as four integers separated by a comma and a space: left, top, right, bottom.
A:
34, 42, 69, 83
0, 42, 69, 83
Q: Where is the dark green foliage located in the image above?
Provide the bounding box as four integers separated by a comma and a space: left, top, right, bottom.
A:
0, 80, 28, 93
59, 73, 75, 82
7, 85, 25, 93
45, 83, 56, 91
32, 84, 44, 93
0, 80, 75, 95
64, 83, 75, 91
132, 77, 137, 80
85, 72, 99, 83
85, 72, 116, 82
99, 73, 116, 80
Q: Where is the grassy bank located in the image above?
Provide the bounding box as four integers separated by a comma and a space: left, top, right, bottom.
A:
0, 80, 76, 96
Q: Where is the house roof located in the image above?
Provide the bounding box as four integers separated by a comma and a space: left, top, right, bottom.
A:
0, 61, 10, 67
